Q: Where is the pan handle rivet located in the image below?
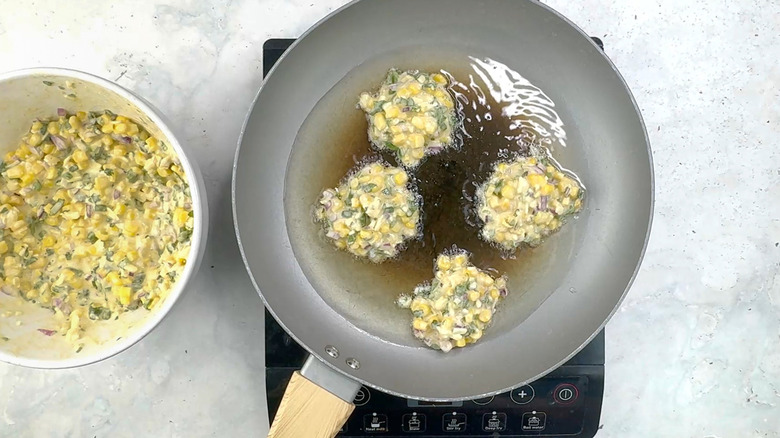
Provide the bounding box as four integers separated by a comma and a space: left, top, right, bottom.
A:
325, 345, 339, 358
346, 358, 360, 370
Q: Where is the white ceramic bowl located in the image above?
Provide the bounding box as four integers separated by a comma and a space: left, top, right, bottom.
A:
0, 68, 208, 368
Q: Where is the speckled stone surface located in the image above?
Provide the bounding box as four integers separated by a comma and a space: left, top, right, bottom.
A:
1, 0, 778, 437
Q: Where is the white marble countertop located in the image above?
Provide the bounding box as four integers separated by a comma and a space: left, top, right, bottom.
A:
1, 0, 779, 437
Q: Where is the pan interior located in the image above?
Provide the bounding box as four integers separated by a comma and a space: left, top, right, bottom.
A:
236, 0, 652, 399
284, 44, 588, 346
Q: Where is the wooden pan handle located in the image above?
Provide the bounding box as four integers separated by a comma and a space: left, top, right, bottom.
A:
267, 356, 361, 438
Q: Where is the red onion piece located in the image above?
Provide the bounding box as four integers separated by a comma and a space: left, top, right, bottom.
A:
50, 135, 67, 150
57, 108, 67, 117
112, 134, 132, 144
37, 329, 56, 336
113, 189, 121, 200
539, 196, 549, 211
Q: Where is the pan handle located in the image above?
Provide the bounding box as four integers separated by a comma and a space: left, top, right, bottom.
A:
268, 355, 361, 438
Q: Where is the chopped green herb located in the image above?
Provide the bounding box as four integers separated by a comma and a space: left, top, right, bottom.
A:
178, 228, 192, 243
42, 81, 54, 86
51, 199, 64, 214
386, 70, 399, 84
87, 231, 98, 244
91, 147, 108, 161
131, 273, 146, 291
88, 305, 112, 321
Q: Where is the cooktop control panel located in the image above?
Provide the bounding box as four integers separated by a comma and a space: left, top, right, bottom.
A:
262, 39, 605, 437
265, 309, 604, 438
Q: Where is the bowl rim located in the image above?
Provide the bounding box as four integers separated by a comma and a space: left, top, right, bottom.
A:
0, 67, 207, 369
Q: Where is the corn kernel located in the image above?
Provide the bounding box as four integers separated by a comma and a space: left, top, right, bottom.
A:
69, 116, 82, 130
413, 319, 428, 330
397, 87, 412, 99
384, 105, 400, 118
72, 149, 89, 164
373, 113, 387, 130
27, 133, 43, 146
527, 174, 545, 187
409, 133, 425, 149
41, 235, 56, 247
6, 166, 24, 179
424, 118, 438, 134
113, 286, 132, 306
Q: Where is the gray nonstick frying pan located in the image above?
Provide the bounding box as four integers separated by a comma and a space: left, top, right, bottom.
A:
232, 0, 653, 436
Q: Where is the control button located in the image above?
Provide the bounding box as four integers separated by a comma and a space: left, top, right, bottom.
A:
363, 413, 388, 433
472, 396, 494, 406
482, 411, 507, 432
442, 412, 467, 432
402, 412, 426, 433
354, 387, 371, 406
521, 411, 547, 431
553, 383, 579, 405
510, 384, 535, 404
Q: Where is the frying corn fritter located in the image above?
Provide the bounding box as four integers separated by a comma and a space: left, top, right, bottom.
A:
315, 161, 420, 262
476, 156, 583, 251
358, 69, 457, 168
0, 110, 193, 347
397, 250, 508, 352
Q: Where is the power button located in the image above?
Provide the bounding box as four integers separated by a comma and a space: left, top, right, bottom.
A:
553, 383, 579, 405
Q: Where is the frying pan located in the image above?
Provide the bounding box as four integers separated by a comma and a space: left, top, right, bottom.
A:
232, 0, 653, 436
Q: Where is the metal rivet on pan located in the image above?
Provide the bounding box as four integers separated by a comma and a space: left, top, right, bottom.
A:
324, 345, 339, 358
346, 358, 360, 369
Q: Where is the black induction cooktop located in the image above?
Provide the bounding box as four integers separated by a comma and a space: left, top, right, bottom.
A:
262, 38, 604, 437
